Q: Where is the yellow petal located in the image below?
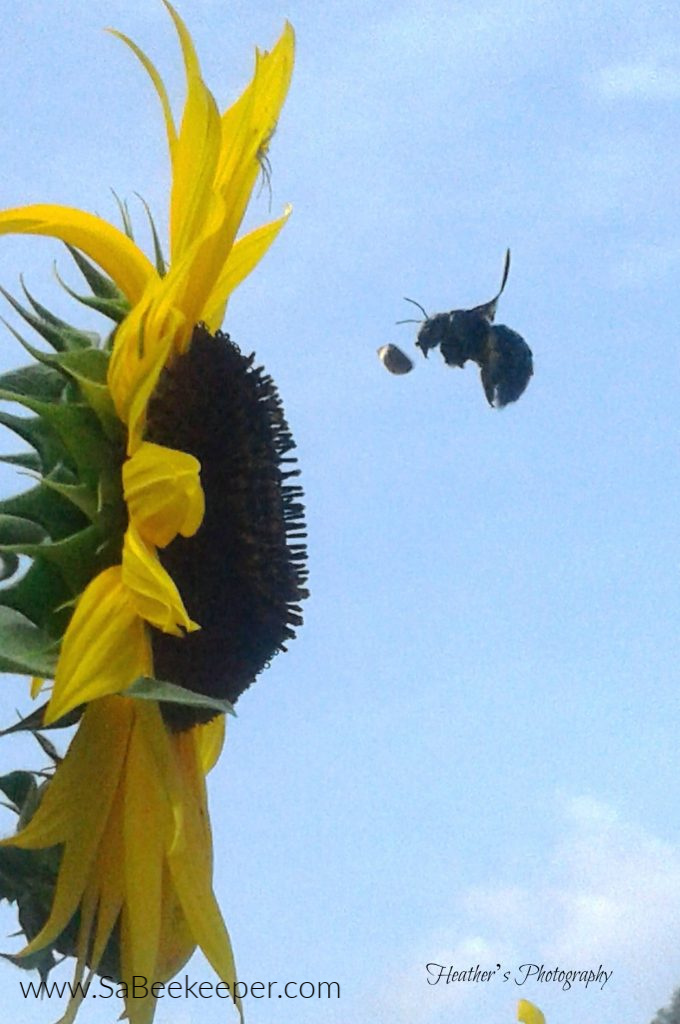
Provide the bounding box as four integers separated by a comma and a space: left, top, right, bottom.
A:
46, 567, 152, 724
517, 999, 546, 1024
216, 23, 295, 214
87, 779, 126, 971
194, 714, 226, 774
168, 732, 242, 1020
108, 28, 177, 159
122, 524, 199, 635
123, 705, 169, 991
30, 676, 44, 698
163, 0, 222, 260
155, 866, 196, 981
203, 205, 291, 328
0, 205, 154, 304
123, 441, 204, 547
5, 699, 132, 952
106, 280, 185, 451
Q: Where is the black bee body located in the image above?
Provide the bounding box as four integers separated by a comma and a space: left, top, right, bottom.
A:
480, 324, 533, 407
401, 250, 533, 407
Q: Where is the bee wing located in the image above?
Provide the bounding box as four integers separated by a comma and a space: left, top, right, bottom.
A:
469, 248, 511, 322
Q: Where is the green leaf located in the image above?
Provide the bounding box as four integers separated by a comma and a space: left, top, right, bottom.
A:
0, 607, 58, 677
124, 677, 236, 716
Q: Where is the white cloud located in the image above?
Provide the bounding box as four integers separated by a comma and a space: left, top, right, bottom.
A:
364, 796, 680, 1024
591, 49, 680, 101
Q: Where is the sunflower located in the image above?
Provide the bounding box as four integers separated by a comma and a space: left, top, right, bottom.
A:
0, 3, 306, 1023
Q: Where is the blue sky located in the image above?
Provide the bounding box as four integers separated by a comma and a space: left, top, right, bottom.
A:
0, 1, 679, 1023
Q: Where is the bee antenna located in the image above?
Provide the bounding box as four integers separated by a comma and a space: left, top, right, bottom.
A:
402, 296, 429, 318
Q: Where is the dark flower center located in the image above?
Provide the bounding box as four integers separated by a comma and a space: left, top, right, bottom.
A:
146, 325, 308, 730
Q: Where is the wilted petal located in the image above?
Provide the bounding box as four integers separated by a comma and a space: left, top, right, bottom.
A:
122, 524, 200, 636
123, 441, 204, 547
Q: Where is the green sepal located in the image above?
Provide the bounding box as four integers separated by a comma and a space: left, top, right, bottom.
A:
17, 524, 110, 596
0, 396, 120, 490
137, 195, 167, 277
0, 553, 19, 582
0, 608, 58, 677
0, 478, 88, 542
0, 703, 82, 737
20, 278, 100, 350
53, 268, 130, 325
0, 453, 42, 472
53, 349, 122, 440
0, 515, 48, 546
0, 412, 64, 475
0, 559, 73, 635
0, 362, 66, 403
65, 245, 124, 303
125, 676, 236, 717
0, 285, 92, 352
0, 949, 59, 983
112, 191, 134, 239
39, 479, 99, 521
0, 771, 38, 815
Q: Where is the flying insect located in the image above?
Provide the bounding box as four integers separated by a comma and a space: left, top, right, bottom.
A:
398, 250, 533, 407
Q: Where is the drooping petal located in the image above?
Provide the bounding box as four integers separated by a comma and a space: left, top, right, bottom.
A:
167, 731, 242, 1020
123, 441, 204, 547
46, 567, 152, 724
154, 867, 196, 981
2, 699, 132, 951
0, 205, 154, 304
123, 705, 169, 1000
122, 524, 200, 636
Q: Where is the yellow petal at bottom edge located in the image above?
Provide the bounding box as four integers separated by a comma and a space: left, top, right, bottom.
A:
517, 999, 546, 1024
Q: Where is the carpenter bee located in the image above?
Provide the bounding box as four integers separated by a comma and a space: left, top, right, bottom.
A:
398, 250, 533, 407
